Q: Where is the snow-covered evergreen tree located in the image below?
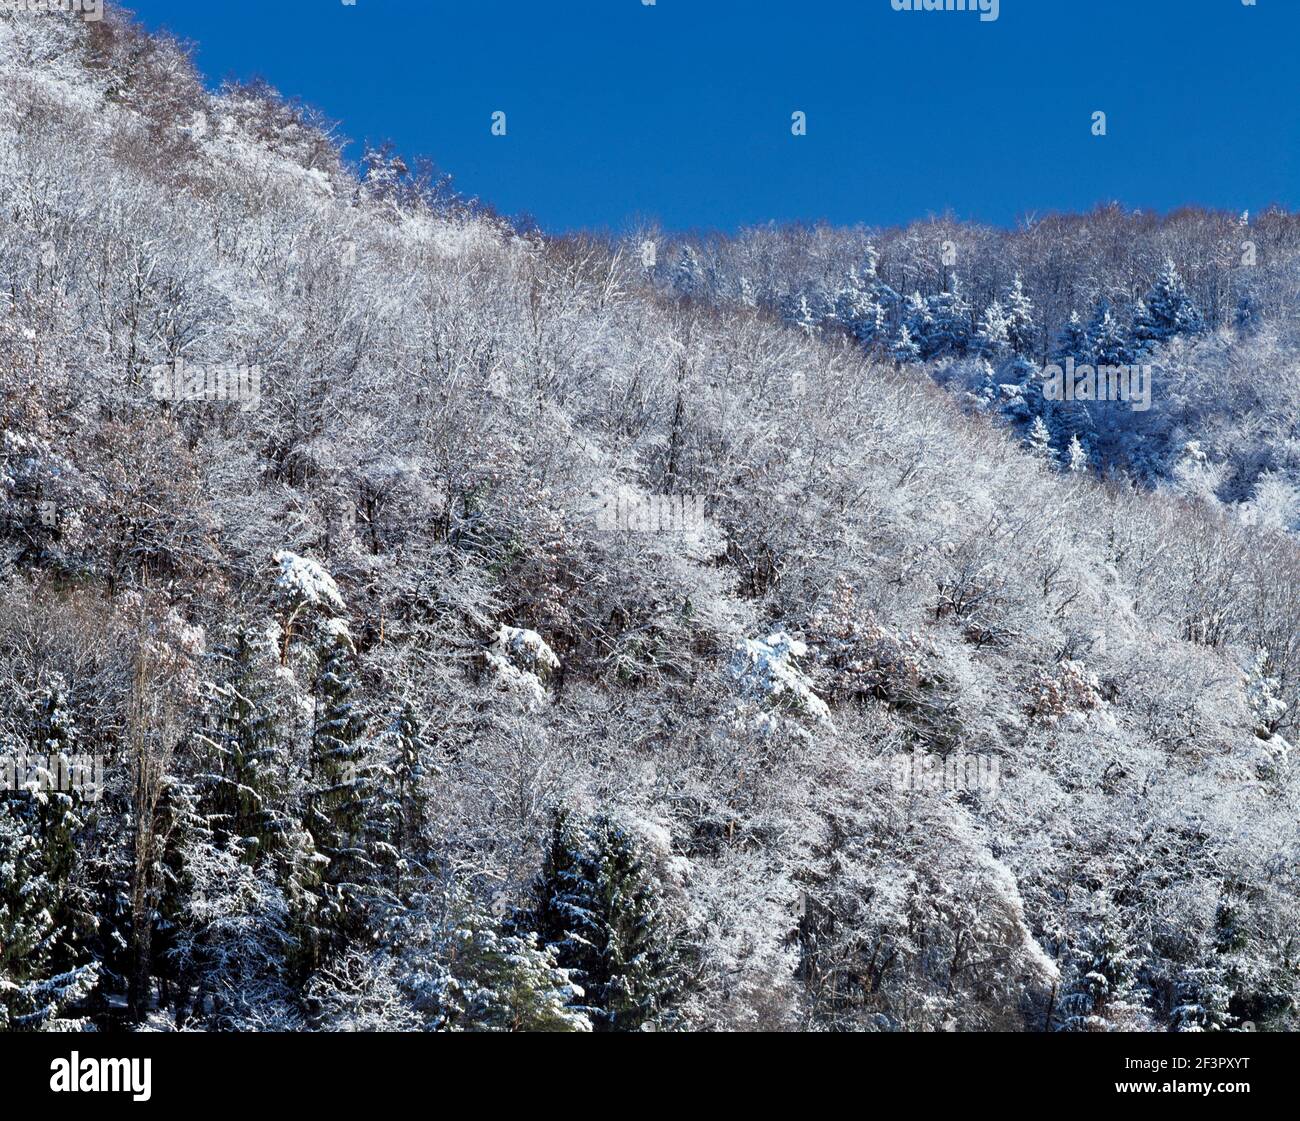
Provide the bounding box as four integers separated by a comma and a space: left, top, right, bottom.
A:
1066, 433, 1090, 474
1025, 416, 1054, 462
1129, 298, 1160, 360
517, 811, 682, 1031
307, 620, 382, 948
1055, 901, 1147, 1031
1004, 273, 1036, 355
1144, 258, 1204, 340
1084, 299, 1131, 367
199, 629, 290, 865
0, 805, 99, 1030
976, 299, 1011, 357
1052, 310, 1088, 363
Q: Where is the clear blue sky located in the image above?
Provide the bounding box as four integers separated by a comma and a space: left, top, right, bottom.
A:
119, 0, 1300, 234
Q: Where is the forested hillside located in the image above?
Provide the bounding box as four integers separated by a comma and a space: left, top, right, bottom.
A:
1, 9, 1297, 1032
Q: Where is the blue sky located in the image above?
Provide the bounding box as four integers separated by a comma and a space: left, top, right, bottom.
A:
120, 0, 1300, 234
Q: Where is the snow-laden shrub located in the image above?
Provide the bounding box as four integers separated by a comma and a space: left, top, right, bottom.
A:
272, 550, 346, 614
730, 631, 831, 728
484, 624, 561, 705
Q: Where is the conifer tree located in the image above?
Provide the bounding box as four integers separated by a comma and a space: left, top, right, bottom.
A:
891, 323, 921, 364
518, 810, 682, 1031
431, 894, 591, 1032
1052, 310, 1088, 363
925, 280, 972, 359
1144, 258, 1204, 340
976, 299, 1010, 357
1084, 299, 1131, 367
1025, 416, 1054, 462
375, 697, 436, 892
1066, 433, 1090, 474
199, 629, 290, 865
307, 620, 381, 946
1129, 298, 1160, 360
1004, 273, 1036, 355
0, 804, 99, 1030
1056, 903, 1147, 1031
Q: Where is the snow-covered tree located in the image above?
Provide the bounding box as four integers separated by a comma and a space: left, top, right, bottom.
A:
517, 811, 683, 1032
0, 805, 99, 1031
1143, 258, 1204, 341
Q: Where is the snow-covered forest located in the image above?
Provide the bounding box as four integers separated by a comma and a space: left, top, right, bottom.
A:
2, 8, 1298, 1033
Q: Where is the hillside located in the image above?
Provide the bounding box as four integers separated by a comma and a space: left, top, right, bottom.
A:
1, 8, 1297, 1033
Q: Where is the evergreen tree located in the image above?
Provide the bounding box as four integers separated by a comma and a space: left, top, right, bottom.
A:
1144, 258, 1204, 340
976, 299, 1010, 357
1004, 273, 1036, 355
0, 804, 99, 1030
518, 810, 682, 1031
900, 292, 935, 359
307, 620, 381, 947
1066, 433, 1090, 474
891, 323, 921, 364
833, 270, 884, 344
376, 697, 436, 893
1025, 416, 1054, 462
925, 279, 972, 359
18, 680, 99, 990
1129, 298, 1160, 360
430, 895, 591, 1032
1056, 902, 1147, 1032
1084, 299, 1131, 367
1052, 310, 1088, 363
199, 629, 290, 865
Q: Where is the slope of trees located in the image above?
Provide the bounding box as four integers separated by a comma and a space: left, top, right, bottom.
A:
0, 9, 1297, 1032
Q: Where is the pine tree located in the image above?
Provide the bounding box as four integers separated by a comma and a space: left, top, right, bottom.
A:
1066, 433, 1090, 474
925, 279, 972, 359
1084, 299, 1131, 367
431, 893, 591, 1032
1025, 416, 1054, 462
1052, 310, 1088, 363
518, 810, 682, 1031
976, 299, 1010, 357
900, 292, 935, 359
1056, 903, 1147, 1032
199, 629, 290, 865
833, 270, 883, 344
21, 679, 98, 985
891, 323, 921, 364
1144, 258, 1204, 340
1004, 273, 1036, 356
1129, 298, 1160, 360
377, 697, 436, 891
307, 621, 381, 947
0, 804, 99, 1030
